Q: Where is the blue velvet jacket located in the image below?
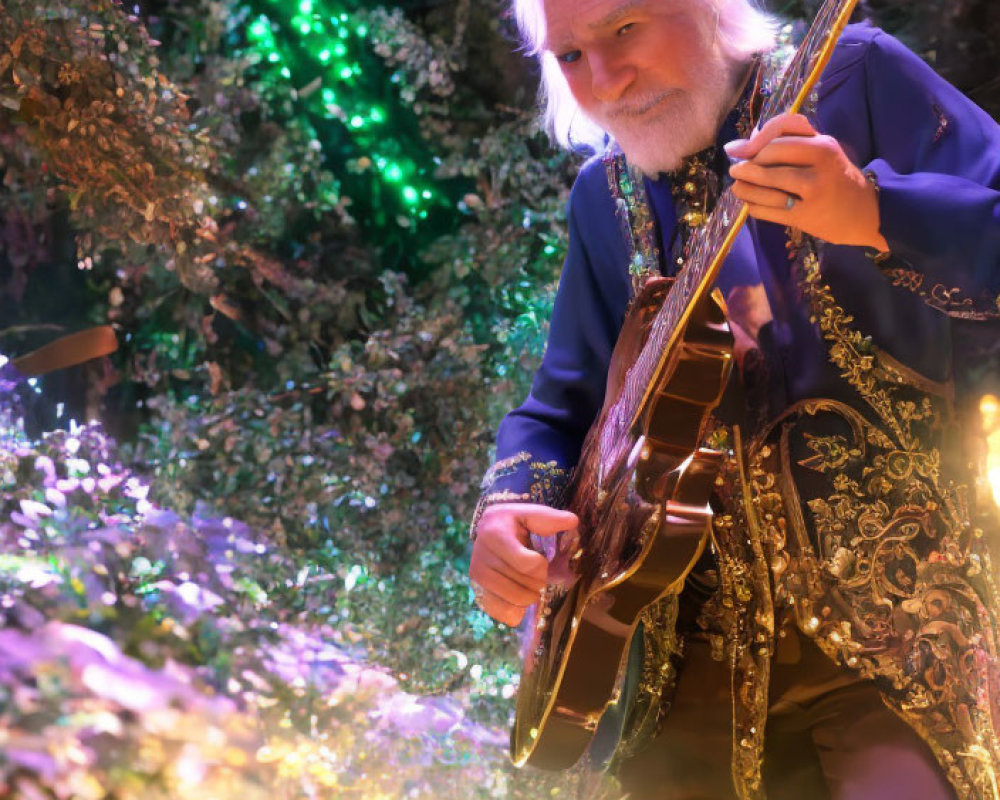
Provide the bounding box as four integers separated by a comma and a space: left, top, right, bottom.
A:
477, 24, 1000, 800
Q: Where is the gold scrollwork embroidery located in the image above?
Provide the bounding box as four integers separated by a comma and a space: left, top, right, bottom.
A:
771, 239, 1000, 800
881, 265, 1000, 321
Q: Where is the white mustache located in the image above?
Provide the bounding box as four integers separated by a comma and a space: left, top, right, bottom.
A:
605, 90, 677, 119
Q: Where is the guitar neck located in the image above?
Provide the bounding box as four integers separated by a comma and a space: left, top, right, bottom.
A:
622, 0, 860, 435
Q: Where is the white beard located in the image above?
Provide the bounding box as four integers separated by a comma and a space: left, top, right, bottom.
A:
590, 55, 742, 176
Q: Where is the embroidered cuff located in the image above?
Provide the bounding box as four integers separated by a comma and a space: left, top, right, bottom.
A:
864, 161, 1000, 320
469, 452, 571, 541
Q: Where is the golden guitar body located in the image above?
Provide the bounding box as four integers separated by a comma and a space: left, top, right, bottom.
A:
511, 277, 734, 770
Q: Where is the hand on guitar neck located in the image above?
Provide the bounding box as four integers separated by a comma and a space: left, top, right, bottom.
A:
726, 112, 890, 253
469, 503, 579, 627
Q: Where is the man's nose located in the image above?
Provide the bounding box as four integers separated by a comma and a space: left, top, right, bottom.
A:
589, 51, 634, 102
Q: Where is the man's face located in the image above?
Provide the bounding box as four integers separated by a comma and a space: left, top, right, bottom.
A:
543, 0, 741, 174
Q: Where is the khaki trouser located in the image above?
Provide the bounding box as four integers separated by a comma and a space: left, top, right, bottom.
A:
615, 634, 957, 800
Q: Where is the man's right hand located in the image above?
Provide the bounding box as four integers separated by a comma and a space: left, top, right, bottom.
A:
469, 503, 579, 627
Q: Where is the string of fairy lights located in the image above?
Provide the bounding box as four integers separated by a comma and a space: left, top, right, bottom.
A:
244, 0, 441, 227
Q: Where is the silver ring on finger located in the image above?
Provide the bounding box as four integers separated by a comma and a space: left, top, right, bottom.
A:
785, 194, 797, 211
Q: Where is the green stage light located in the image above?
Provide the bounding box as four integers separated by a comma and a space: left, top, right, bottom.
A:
249, 17, 270, 40
242, 0, 445, 223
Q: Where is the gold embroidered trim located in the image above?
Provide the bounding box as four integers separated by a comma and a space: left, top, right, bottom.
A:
605, 152, 662, 296
879, 264, 1000, 322
470, 452, 570, 541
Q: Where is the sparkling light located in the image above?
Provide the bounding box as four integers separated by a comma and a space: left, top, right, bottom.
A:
242, 1, 443, 223
248, 17, 270, 40
981, 395, 1000, 507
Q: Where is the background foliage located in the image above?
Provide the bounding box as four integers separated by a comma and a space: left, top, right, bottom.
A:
1, 0, 998, 795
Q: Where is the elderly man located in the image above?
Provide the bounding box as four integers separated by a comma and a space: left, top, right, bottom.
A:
469, 0, 1000, 797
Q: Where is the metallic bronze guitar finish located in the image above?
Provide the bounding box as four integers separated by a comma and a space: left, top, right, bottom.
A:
511, 280, 734, 769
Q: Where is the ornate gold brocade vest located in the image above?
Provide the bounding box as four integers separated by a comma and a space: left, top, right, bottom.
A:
607, 157, 1000, 800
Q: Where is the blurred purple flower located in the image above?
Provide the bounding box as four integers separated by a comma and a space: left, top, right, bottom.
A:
97, 474, 124, 493
0, 629, 49, 672
262, 626, 352, 688
0, 622, 234, 719
141, 507, 179, 529
33, 456, 56, 485
55, 478, 80, 493
5, 744, 58, 781
65, 457, 90, 476
124, 478, 150, 502
80, 662, 165, 713
17, 500, 52, 523
15, 561, 63, 590
452, 720, 508, 749
374, 693, 463, 736
151, 580, 224, 624
43, 487, 66, 509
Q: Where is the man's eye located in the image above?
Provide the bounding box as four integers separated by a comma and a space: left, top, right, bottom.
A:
617, 22, 635, 36
557, 50, 582, 64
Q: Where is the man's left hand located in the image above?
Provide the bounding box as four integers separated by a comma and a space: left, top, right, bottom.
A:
726, 112, 890, 252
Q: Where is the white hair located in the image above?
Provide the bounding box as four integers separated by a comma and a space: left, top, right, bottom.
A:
512, 0, 780, 152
